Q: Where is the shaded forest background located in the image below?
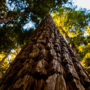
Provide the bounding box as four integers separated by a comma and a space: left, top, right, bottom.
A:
0, 0, 90, 78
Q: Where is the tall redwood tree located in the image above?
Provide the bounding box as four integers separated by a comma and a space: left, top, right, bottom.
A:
0, 15, 90, 90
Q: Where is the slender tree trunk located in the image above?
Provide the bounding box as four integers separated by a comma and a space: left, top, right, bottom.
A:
0, 50, 11, 67
59, 25, 81, 60
59, 25, 71, 43
59, 25, 76, 50
0, 15, 89, 90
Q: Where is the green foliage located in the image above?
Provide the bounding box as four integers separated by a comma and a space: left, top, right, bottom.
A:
0, 22, 34, 52
0, 53, 9, 78
0, 0, 68, 53
85, 26, 90, 35
81, 52, 90, 73
84, 66, 90, 74
0, 48, 20, 78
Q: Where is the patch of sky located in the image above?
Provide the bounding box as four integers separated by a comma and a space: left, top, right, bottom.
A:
23, 13, 36, 30
6, 0, 29, 12
62, 0, 74, 9
8, 54, 11, 60
81, 28, 89, 37
0, 23, 4, 27
7, 49, 16, 63
7, 54, 11, 64
63, 0, 90, 10
23, 21, 35, 30
6, 0, 15, 11
84, 31, 89, 37
11, 49, 16, 53
72, 0, 90, 10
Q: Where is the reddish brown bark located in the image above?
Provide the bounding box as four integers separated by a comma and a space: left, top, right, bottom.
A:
0, 15, 89, 90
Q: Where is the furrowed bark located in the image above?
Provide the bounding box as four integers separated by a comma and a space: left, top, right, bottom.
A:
0, 15, 89, 90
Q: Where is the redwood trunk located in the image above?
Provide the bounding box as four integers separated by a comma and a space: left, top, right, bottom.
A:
0, 15, 89, 90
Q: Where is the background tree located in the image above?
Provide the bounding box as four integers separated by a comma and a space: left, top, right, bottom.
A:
52, 7, 90, 73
